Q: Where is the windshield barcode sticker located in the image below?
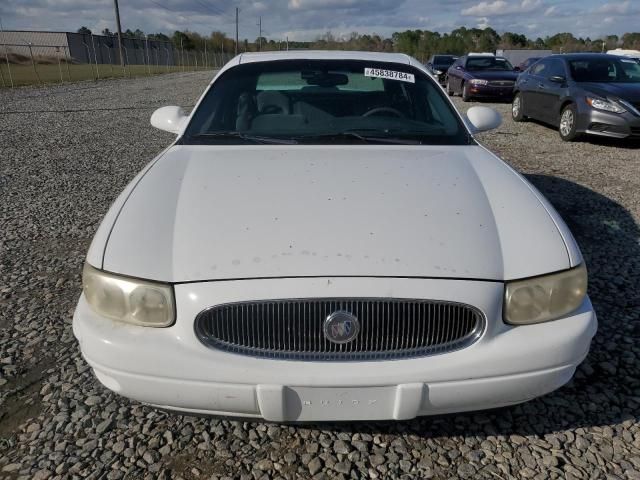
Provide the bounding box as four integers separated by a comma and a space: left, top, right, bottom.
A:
365, 68, 415, 83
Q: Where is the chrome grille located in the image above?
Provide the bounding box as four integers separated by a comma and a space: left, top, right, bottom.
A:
194, 299, 485, 361
487, 80, 515, 87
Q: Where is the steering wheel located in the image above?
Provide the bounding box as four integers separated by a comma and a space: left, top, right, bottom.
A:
361, 106, 405, 118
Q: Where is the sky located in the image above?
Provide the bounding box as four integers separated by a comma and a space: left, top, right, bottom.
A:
1, 0, 638, 42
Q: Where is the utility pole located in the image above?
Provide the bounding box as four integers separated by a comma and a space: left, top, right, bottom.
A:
235, 7, 239, 56
286, 36, 289, 51
257, 16, 262, 52
113, 0, 125, 67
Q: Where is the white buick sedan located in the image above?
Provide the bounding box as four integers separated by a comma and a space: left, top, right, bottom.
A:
73, 51, 597, 422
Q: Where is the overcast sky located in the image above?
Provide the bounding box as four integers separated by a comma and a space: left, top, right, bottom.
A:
1, 0, 637, 41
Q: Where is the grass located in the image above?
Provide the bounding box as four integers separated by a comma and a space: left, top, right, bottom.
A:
0, 63, 214, 88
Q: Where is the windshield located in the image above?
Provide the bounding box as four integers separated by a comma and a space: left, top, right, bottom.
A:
433, 56, 456, 66
569, 57, 640, 83
183, 59, 471, 145
466, 57, 514, 71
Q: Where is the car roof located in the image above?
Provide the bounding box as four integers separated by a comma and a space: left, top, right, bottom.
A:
548, 53, 626, 61
211, 50, 428, 83
464, 55, 508, 60
237, 50, 414, 65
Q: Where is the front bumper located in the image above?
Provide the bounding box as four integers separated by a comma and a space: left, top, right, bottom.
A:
73, 277, 597, 422
468, 84, 515, 99
434, 72, 447, 85
576, 104, 640, 138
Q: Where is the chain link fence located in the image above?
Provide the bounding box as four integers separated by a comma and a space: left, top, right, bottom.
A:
0, 36, 233, 88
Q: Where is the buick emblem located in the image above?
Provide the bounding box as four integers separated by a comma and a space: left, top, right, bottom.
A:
324, 311, 360, 344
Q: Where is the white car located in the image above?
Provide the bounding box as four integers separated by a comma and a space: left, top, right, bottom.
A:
73, 51, 597, 422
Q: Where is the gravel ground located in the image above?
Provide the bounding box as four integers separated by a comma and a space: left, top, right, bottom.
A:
1, 73, 639, 480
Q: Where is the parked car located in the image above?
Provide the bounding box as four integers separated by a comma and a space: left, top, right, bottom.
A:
515, 57, 541, 72
607, 48, 640, 63
513, 53, 640, 141
426, 54, 458, 84
74, 50, 596, 422
446, 55, 519, 101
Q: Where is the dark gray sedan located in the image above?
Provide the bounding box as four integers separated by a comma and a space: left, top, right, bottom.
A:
512, 53, 640, 141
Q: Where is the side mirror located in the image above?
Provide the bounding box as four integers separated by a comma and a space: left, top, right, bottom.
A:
549, 75, 566, 84
465, 106, 502, 133
151, 106, 188, 134
514, 66, 521, 72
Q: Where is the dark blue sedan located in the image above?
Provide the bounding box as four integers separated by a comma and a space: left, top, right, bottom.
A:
446, 55, 519, 102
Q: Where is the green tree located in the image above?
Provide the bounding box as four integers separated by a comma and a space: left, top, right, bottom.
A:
500, 32, 528, 48
173, 31, 195, 50
622, 32, 640, 49
148, 33, 170, 42
77, 26, 92, 35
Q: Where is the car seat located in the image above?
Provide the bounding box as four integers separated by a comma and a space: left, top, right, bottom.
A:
256, 91, 291, 114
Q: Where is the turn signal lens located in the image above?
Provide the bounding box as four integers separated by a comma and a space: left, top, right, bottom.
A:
82, 263, 175, 327
504, 264, 587, 325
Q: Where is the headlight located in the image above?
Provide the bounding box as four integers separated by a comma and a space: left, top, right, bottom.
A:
470, 79, 489, 86
504, 264, 587, 325
82, 263, 175, 327
586, 97, 626, 114
434, 69, 443, 75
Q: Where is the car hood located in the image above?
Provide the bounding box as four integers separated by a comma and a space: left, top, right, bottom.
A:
467, 71, 519, 81
578, 82, 640, 103
101, 145, 571, 282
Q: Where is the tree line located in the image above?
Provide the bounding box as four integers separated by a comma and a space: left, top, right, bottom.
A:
76, 26, 640, 59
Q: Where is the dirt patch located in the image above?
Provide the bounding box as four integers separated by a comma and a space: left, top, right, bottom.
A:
0, 358, 53, 440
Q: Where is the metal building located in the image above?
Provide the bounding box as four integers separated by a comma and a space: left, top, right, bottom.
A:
496, 49, 553, 66
0, 30, 177, 66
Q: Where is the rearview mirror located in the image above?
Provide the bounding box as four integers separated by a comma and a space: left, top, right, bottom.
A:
465, 106, 502, 133
151, 106, 188, 134
304, 72, 349, 87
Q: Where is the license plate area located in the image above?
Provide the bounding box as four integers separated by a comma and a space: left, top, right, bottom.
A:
285, 386, 396, 421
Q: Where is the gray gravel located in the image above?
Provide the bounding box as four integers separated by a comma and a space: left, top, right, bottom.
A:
1, 73, 640, 479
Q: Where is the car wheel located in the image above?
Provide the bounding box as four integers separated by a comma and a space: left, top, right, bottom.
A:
446, 79, 454, 96
461, 83, 471, 102
512, 93, 526, 122
559, 104, 580, 141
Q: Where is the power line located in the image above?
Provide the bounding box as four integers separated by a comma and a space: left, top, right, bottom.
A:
147, 0, 241, 26
193, 0, 234, 22
191, 0, 253, 27
146, 0, 180, 14
195, 0, 232, 19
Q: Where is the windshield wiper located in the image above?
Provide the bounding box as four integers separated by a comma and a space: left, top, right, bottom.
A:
190, 132, 298, 145
295, 130, 422, 145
